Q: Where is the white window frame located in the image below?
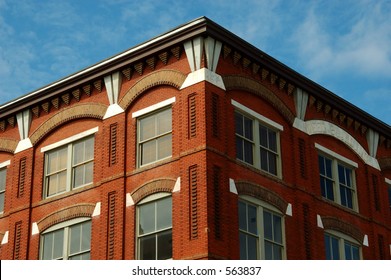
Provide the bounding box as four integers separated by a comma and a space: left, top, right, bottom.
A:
0, 160, 10, 214
232, 99, 283, 178
42, 128, 98, 199
316, 143, 359, 211
136, 192, 172, 260
238, 195, 286, 260
133, 98, 175, 168
39, 217, 91, 260
324, 230, 362, 260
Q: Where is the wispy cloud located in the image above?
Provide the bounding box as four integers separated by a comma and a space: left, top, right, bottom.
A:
291, 1, 391, 79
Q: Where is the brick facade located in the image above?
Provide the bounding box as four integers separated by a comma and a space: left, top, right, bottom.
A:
0, 17, 390, 260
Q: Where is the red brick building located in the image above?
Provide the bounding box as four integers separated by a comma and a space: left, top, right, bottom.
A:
0, 17, 390, 260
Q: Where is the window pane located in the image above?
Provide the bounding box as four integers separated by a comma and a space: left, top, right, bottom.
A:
235, 112, 243, 135
268, 151, 277, 175
157, 230, 172, 260
157, 109, 172, 135
0, 193, 4, 213
260, 149, 268, 171
259, 125, 268, 147
42, 233, 54, 260
264, 240, 273, 260
81, 221, 91, 252
244, 116, 253, 140
139, 202, 155, 235
273, 244, 282, 260
52, 230, 64, 259
352, 245, 360, 260
238, 201, 247, 231
338, 165, 346, 185
388, 186, 391, 209
73, 141, 84, 165
140, 115, 156, 141
48, 147, 67, 174
247, 235, 257, 260
243, 140, 253, 164
0, 169, 6, 191
157, 134, 172, 160
236, 137, 244, 161
344, 243, 352, 260
139, 235, 156, 260
156, 197, 172, 231
70, 224, 82, 255
324, 235, 331, 260
331, 236, 340, 260
273, 215, 282, 244
263, 211, 272, 240
47, 171, 67, 196
73, 161, 93, 188
247, 204, 257, 234
268, 129, 277, 152
141, 140, 157, 165
239, 232, 247, 260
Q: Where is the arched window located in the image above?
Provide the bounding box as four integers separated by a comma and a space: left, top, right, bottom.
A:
324, 230, 361, 260
238, 195, 285, 260
136, 193, 172, 260
40, 217, 91, 260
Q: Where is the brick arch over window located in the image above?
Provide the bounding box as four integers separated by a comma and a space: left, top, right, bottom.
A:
235, 181, 288, 214
223, 75, 295, 125
29, 103, 107, 146
0, 138, 18, 153
119, 69, 186, 111
131, 178, 176, 205
300, 120, 379, 170
37, 203, 95, 233
321, 216, 364, 244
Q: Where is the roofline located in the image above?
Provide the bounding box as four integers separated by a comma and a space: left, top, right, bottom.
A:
1, 16, 390, 137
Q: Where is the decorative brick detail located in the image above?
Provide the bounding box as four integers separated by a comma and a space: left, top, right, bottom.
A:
235, 181, 288, 214
321, 216, 364, 244
378, 234, 385, 259
372, 175, 380, 212
189, 165, 198, 239
298, 138, 307, 179
131, 178, 176, 204
13, 221, 22, 260
18, 157, 27, 198
119, 69, 186, 111
188, 94, 197, 139
302, 203, 312, 259
30, 103, 107, 146
223, 75, 295, 124
212, 93, 220, 138
0, 138, 18, 153
37, 203, 95, 233
213, 165, 221, 240
109, 123, 118, 166
107, 191, 116, 260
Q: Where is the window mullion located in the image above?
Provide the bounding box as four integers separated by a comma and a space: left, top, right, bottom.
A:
63, 227, 69, 260
67, 143, 73, 192
253, 120, 261, 169
258, 206, 263, 260
333, 160, 340, 204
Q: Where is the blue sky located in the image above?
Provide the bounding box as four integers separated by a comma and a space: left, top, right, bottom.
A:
0, 0, 390, 125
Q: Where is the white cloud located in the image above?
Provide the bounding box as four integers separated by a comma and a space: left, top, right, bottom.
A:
292, 1, 391, 79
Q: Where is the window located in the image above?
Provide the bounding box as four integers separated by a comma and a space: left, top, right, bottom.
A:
137, 194, 172, 260
238, 197, 285, 260
317, 144, 358, 210
40, 218, 91, 260
137, 107, 172, 167
44, 136, 94, 198
233, 100, 282, 177
0, 165, 8, 213
324, 232, 361, 260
